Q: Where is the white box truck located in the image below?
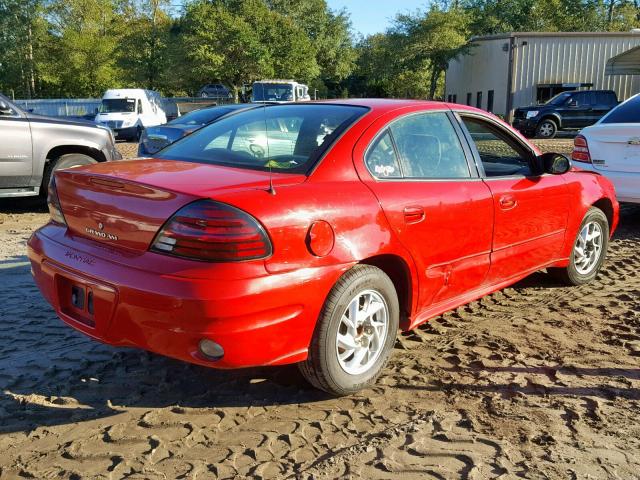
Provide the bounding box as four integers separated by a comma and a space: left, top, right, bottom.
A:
95, 89, 167, 141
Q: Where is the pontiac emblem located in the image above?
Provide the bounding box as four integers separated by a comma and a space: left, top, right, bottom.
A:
98, 222, 104, 230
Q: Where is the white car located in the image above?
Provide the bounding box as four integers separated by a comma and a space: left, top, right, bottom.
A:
574, 93, 640, 203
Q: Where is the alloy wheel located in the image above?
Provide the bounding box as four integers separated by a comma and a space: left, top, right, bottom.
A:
574, 221, 603, 275
336, 290, 389, 375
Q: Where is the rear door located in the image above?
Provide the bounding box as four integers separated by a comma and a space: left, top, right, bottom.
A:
0, 103, 33, 189
456, 112, 570, 283
358, 110, 494, 313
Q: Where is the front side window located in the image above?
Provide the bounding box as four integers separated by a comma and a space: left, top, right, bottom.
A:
462, 117, 533, 177
389, 112, 470, 179
158, 104, 367, 173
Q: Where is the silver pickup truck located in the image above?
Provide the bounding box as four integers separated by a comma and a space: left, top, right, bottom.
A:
0, 94, 122, 198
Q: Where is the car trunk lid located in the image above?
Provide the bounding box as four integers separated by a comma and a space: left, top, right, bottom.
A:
54, 159, 305, 252
587, 124, 640, 173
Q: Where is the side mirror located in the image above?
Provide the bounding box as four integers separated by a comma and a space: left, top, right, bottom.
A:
0, 100, 13, 115
567, 99, 578, 108
540, 152, 571, 175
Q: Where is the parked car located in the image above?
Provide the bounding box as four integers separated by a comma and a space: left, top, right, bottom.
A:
95, 89, 167, 141
0, 93, 121, 198
197, 83, 233, 99
572, 93, 640, 204
512, 90, 618, 139
138, 104, 260, 156
28, 100, 618, 396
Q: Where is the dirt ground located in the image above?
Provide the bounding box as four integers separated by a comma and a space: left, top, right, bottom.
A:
1, 140, 639, 479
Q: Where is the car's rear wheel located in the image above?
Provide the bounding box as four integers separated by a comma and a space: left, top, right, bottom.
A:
548, 207, 609, 285
299, 265, 399, 396
41, 153, 97, 197
535, 119, 557, 139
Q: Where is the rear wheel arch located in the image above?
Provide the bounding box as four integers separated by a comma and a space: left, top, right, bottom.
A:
592, 198, 613, 231
360, 254, 413, 330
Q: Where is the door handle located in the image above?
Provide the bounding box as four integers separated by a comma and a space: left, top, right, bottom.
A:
499, 195, 517, 210
403, 206, 425, 224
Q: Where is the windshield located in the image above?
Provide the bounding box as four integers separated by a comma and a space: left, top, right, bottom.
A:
157, 104, 368, 173
100, 98, 136, 113
545, 92, 572, 106
253, 83, 294, 102
169, 107, 234, 127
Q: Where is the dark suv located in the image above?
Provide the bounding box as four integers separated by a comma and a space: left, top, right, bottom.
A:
197, 83, 233, 99
512, 90, 618, 139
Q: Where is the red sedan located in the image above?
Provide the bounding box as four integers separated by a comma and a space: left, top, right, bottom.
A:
28, 100, 619, 395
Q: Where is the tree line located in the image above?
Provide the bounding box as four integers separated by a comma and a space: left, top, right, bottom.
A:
1, 0, 638, 101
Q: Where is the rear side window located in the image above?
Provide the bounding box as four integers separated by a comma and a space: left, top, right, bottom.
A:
596, 91, 616, 106
390, 112, 470, 179
601, 95, 640, 124
366, 131, 401, 178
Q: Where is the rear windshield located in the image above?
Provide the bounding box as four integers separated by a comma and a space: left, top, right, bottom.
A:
157, 104, 367, 174
601, 95, 640, 124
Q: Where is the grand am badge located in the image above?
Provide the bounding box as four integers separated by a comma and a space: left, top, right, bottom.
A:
85, 226, 118, 241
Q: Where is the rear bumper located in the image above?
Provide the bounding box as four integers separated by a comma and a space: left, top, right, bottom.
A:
27, 224, 350, 368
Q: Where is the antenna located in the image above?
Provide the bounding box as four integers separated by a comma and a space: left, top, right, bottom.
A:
262, 103, 275, 195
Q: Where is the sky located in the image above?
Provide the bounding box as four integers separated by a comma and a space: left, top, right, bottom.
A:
326, 0, 428, 37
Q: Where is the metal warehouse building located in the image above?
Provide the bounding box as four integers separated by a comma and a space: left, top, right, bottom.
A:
445, 32, 640, 121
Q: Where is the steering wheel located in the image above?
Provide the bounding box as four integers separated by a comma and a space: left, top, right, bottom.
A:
249, 143, 265, 158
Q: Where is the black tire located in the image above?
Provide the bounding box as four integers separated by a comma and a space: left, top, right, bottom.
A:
548, 207, 609, 286
535, 118, 558, 139
299, 264, 399, 396
40, 153, 97, 198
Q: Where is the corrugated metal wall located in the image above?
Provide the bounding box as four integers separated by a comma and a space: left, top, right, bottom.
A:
446, 33, 640, 120
512, 34, 640, 114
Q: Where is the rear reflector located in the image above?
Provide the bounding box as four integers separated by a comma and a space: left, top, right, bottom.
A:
571, 135, 592, 164
150, 200, 272, 262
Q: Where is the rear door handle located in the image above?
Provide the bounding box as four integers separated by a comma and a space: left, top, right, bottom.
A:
403, 206, 425, 224
499, 195, 517, 210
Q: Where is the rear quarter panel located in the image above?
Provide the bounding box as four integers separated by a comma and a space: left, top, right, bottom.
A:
558, 170, 619, 262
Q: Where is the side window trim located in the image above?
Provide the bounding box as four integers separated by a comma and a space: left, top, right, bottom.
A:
364, 109, 480, 181
453, 111, 539, 179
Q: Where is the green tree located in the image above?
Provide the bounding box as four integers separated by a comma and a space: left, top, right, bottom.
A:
393, 6, 473, 99
45, 0, 125, 97
118, 0, 172, 90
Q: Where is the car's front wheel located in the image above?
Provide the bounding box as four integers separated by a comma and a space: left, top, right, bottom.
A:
548, 207, 609, 285
299, 265, 399, 396
535, 118, 558, 139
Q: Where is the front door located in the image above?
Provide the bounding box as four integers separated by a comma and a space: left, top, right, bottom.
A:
358, 110, 494, 316
0, 103, 33, 189
457, 113, 570, 283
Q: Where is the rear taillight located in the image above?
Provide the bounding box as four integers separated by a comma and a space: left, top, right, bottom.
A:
151, 200, 272, 262
47, 177, 67, 225
571, 135, 592, 163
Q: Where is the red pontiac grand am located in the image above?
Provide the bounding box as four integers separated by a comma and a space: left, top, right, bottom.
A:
28, 100, 619, 395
